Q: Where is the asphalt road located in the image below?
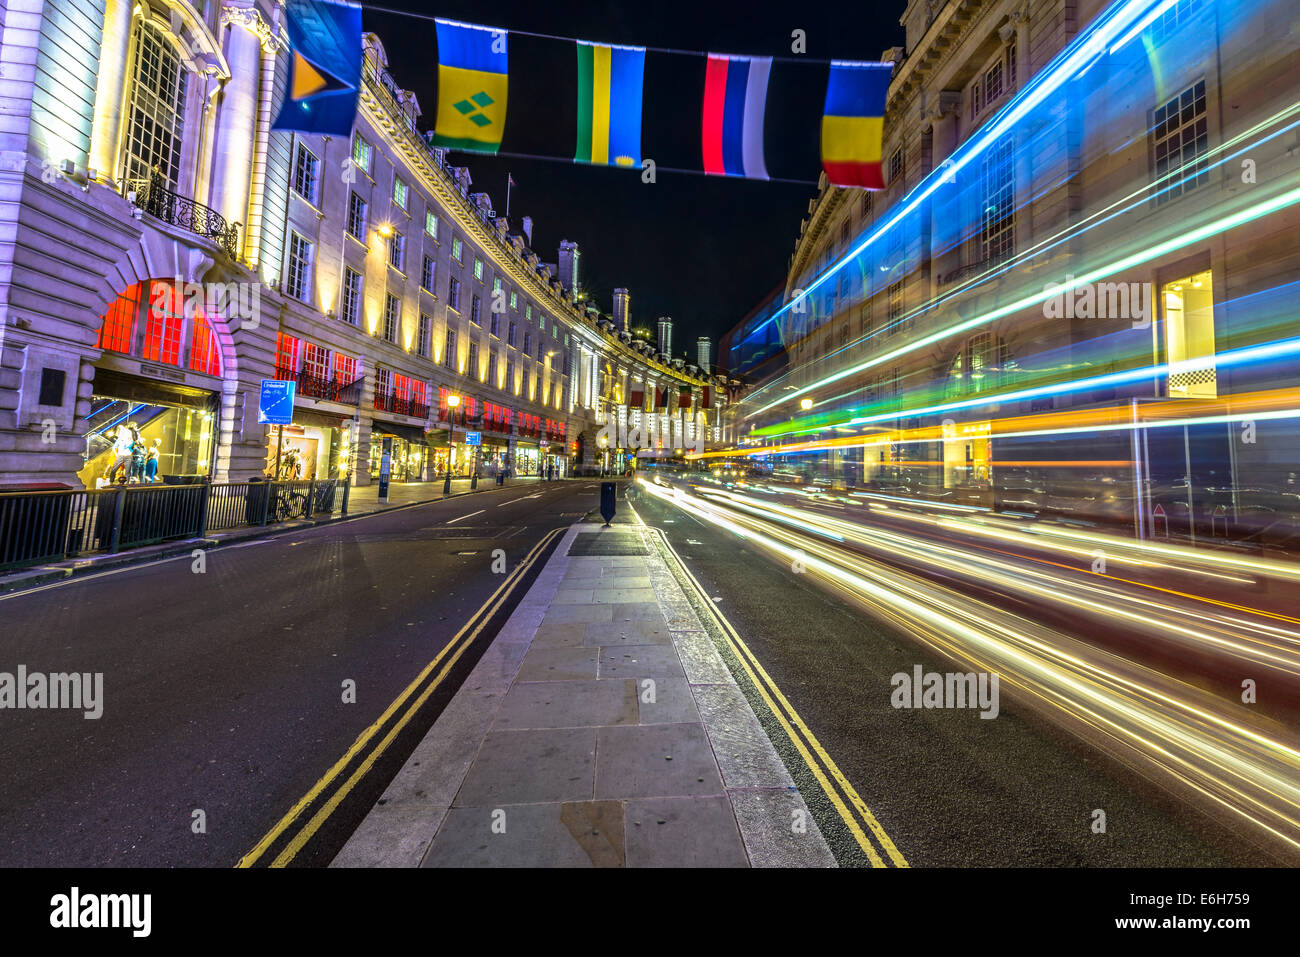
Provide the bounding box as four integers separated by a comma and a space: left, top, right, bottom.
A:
0, 480, 602, 867
629, 484, 1271, 867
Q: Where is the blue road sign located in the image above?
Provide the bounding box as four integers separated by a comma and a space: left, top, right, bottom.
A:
465, 431, 482, 446
258, 379, 296, 425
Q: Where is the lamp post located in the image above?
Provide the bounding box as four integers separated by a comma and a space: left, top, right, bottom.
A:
444, 393, 461, 494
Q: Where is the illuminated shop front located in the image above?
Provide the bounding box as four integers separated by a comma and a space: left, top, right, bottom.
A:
82, 275, 226, 488
264, 412, 356, 482
369, 427, 431, 482
79, 370, 217, 488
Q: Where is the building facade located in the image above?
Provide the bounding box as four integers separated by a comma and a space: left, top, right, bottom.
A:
739, 0, 1299, 534
0, 2, 725, 490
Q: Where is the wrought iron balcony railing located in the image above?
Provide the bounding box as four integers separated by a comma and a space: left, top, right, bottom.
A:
373, 389, 429, 419
275, 366, 365, 406
124, 174, 241, 261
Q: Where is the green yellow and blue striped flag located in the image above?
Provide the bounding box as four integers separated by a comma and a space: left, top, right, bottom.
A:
574, 41, 645, 168
432, 19, 509, 153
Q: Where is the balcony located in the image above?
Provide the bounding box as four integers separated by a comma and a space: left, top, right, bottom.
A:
276, 366, 365, 406
374, 389, 429, 419
125, 174, 241, 261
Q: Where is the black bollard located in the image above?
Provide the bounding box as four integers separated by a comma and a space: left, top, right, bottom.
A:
443, 471, 452, 495
600, 481, 616, 526
471, 472, 478, 490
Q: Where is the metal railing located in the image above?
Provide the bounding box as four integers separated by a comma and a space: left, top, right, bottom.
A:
123, 174, 241, 261
0, 479, 348, 572
275, 367, 365, 406
373, 390, 429, 419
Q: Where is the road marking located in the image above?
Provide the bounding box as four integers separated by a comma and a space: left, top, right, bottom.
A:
446, 509, 485, 524
648, 523, 909, 868
237, 526, 563, 868
497, 497, 528, 506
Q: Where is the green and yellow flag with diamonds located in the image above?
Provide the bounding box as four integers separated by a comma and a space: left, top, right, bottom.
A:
431, 19, 508, 153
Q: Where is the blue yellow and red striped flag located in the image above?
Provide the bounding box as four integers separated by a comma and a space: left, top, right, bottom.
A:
432, 19, 509, 153
575, 41, 645, 168
821, 61, 892, 188
701, 54, 771, 180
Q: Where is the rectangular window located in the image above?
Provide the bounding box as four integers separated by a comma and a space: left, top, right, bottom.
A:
334, 352, 357, 383
347, 192, 367, 239
981, 136, 1016, 266
840, 221, 850, 248
508, 320, 517, 347
860, 192, 872, 219
393, 176, 409, 210
383, 294, 401, 343
98, 282, 141, 353
425, 210, 439, 239
375, 367, 391, 400
983, 59, 1003, 105
275, 333, 300, 375
489, 309, 500, 338
1152, 79, 1209, 203
488, 350, 498, 386
303, 341, 330, 380
887, 280, 904, 333
417, 314, 431, 357
448, 276, 461, 311
388, 231, 405, 271
341, 267, 363, 325
1149, 0, 1203, 46
506, 359, 515, 389
188, 314, 219, 376
473, 258, 484, 282
292, 143, 319, 204
470, 295, 482, 325
352, 134, 373, 174
493, 276, 503, 298
523, 331, 531, 354
468, 341, 479, 379
522, 367, 530, 396
421, 255, 436, 292
451, 236, 463, 263
285, 232, 313, 301
1162, 268, 1217, 398
889, 147, 903, 185
525, 303, 533, 322
444, 329, 457, 369
1005, 38, 1017, 89
510, 291, 518, 310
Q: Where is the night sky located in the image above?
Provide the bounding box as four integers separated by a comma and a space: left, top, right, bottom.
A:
363, 1, 904, 353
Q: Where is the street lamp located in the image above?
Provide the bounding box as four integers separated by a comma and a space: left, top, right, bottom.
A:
800, 397, 814, 411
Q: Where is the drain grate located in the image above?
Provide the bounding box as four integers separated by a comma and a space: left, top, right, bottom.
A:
566, 532, 649, 556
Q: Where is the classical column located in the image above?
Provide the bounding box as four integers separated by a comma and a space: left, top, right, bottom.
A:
926, 90, 961, 300
210, 4, 269, 230
90, 0, 135, 178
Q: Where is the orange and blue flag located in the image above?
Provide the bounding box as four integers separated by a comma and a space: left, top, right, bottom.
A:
272, 0, 361, 136
432, 19, 509, 154
821, 61, 892, 189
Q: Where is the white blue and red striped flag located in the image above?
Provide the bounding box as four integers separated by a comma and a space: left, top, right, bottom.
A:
701, 54, 771, 180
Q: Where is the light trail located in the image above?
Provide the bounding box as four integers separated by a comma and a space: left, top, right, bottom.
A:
639, 477, 1300, 857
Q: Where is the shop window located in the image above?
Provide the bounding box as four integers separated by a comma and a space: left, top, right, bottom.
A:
275, 332, 300, 376
189, 313, 220, 376
98, 282, 144, 354
1162, 269, 1217, 398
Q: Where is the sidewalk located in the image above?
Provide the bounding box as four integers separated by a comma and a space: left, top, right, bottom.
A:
0, 475, 554, 594
332, 513, 836, 868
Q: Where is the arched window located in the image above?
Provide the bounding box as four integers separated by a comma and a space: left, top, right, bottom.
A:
122, 19, 188, 190
96, 281, 222, 378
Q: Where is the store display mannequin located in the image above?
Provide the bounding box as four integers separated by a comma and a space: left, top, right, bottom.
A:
129, 428, 146, 482
105, 424, 136, 484
145, 439, 161, 483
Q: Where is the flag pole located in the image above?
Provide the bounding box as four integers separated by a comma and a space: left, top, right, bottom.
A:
506, 174, 512, 220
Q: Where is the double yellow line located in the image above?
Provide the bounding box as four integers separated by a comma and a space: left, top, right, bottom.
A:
237, 527, 564, 868
649, 526, 909, 868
